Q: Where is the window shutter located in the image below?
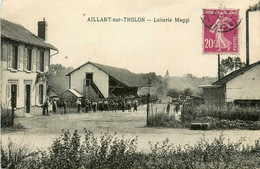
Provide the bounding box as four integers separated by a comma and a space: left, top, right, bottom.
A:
2, 44, 7, 59
32, 49, 36, 72
2, 44, 8, 69
6, 84, 11, 99
24, 48, 28, 70
17, 85, 19, 97
6, 84, 11, 108
43, 83, 46, 101
36, 51, 40, 71
7, 45, 12, 69
35, 84, 39, 104
18, 46, 23, 70
44, 51, 49, 72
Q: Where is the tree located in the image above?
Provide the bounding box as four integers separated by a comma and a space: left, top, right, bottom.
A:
46, 64, 74, 94
140, 72, 168, 96
167, 88, 180, 98
249, 0, 260, 11
220, 56, 245, 78
182, 87, 193, 96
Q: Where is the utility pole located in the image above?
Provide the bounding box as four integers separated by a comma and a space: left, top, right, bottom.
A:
146, 79, 152, 126
218, 54, 220, 80
246, 9, 250, 66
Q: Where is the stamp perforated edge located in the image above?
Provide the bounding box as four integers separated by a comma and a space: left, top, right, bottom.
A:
201, 8, 241, 56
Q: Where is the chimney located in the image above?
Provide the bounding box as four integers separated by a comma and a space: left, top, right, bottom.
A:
38, 18, 47, 41
246, 9, 250, 66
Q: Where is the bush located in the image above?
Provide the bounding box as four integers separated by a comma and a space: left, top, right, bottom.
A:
2, 130, 260, 169
1, 108, 14, 127
194, 104, 260, 121
1, 139, 39, 169
149, 113, 188, 128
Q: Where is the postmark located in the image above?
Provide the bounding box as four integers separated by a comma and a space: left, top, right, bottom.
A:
202, 9, 240, 54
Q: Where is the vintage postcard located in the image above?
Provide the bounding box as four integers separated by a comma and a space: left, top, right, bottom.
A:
1, 0, 260, 168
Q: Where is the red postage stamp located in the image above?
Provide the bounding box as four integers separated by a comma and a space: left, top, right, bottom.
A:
203, 9, 239, 54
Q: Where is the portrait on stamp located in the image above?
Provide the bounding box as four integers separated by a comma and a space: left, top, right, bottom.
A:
203, 9, 240, 54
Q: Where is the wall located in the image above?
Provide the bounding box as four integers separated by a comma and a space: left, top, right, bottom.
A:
203, 87, 225, 106
1, 38, 49, 113
60, 90, 78, 107
70, 63, 109, 98
226, 64, 260, 102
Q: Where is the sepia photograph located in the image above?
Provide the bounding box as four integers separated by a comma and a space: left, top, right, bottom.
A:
1, 0, 260, 168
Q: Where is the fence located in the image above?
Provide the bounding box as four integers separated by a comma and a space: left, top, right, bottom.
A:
147, 103, 182, 125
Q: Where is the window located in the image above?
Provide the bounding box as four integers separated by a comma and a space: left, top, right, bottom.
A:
85, 73, 93, 86
27, 49, 32, 71
40, 51, 44, 72
12, 46, 18, 69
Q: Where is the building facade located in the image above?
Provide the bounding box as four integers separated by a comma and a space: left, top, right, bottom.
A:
66, 62, 146, 100
201, 60, 260, 106
1, 19, 58, 113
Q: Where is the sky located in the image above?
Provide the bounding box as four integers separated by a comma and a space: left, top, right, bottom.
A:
1, 0, 260, 77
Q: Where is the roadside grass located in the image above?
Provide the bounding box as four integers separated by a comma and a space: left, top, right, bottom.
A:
2, 129, 260, 169
1, 107, 25, 133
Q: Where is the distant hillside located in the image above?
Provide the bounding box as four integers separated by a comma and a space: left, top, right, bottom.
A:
168, 74, 217, 91
138, 72, 217, 97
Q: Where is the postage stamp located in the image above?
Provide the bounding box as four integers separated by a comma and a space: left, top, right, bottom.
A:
203, 9, 240, 54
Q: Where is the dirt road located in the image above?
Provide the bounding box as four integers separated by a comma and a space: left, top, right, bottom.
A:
2, 106, 260, 151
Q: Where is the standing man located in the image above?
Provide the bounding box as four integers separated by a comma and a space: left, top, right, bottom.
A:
133, 98, 138, 112
77, 98, 81, 113
63, 101, 67, 115
104, 99, 109, 112
52, 100, 57, 114
98, 100, 103, 112
166, 102, 171, 113
121, 100, 126, 112
127, 99, 132, 112
43, 98, 49, 115
92, 101, 97, 112
85, 99, 90, 113
114, 101, 119, 112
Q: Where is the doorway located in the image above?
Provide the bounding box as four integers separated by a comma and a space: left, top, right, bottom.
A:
25, 85, 31, 113
85, 73, 93, 86
11, 84, 17, 108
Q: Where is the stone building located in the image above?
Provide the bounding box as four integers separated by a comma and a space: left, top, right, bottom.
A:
65, 61, 146, 100
200, 60, 260, 106
1, 18, 58, 113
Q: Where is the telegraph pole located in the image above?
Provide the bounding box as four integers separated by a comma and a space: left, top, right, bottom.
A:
218, 54, 220, 80
146, 79, 151, 126
246, 9, 250, 66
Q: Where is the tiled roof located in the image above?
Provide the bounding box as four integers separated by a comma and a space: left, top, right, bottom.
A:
213, 60, 260, 85
66, 61, 146, 87
1, 19, 57, 50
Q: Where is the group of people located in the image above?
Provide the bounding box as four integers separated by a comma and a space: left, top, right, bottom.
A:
42, 97, 139, 115
76, 98, 139, 113
166, 102, 181, 113
42, 98, 58, 115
